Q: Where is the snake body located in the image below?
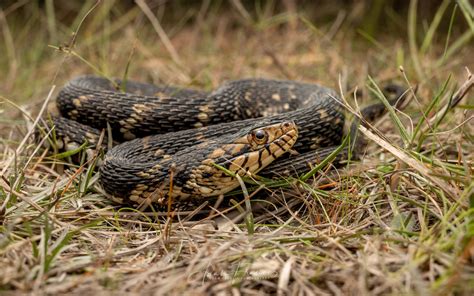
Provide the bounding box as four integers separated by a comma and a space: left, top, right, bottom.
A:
51, 76, 399, 206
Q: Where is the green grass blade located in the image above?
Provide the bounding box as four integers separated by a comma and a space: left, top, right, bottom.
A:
300, 135, 349, 182
408, 0, 425, 79
52, 141, 89, 159
413, 75, 451, 146
367, 76, 411, 145
457, 0, 474, 33
420, 0, 451, 54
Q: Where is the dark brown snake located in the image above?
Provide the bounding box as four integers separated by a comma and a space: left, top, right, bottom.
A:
49, 76, 405, 207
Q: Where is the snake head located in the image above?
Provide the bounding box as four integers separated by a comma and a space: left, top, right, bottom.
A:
219, 121, 298, 176
188, 121, 298, 197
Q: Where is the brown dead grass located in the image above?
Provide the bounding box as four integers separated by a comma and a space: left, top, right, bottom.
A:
0, 1, 473, 295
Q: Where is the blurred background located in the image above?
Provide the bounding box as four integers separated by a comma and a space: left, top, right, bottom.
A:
0, 0, 472, 106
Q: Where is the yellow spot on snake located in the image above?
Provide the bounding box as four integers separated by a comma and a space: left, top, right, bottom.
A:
197, 112, 209, 121
199, 105, 211, 113
142, 137, 151, 149
119, 121, 133, 129
198, 187, 213, 194
196, 133, 205, 140
132, 103, 153, 114
147, 164, 162, 173
126, 118, 137, 125
135, 184, 149, 190
272, 93, 281, 101
72, 99, 82, 107
86, 132, 97, 143
244, 92, 252, 101
154, 149, 164, 157
318, 109, 328, 118
131, 189, 143, 195
194, 122, 203, 128
220, 176, 235, 183
208, 148, 226, 159
131, 113, 143, 121
186, 180, 198, 189
310, 137, 324, 149
196, 142, 210, 150
129, 195, 140, 201
137, 171, 151, 178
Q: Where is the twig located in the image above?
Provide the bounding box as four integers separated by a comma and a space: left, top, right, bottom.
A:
135, 0, 183, 66
425, 69, 473, 129
264, 48, 294, 79
0, 86, 56, 176
51, 0, 101, 83
359, 126, 463, 205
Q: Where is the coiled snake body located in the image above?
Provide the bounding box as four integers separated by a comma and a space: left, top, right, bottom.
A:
51, 76, 400, 207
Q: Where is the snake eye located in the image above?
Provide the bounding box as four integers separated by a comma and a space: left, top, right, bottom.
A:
253, 129, 268, 144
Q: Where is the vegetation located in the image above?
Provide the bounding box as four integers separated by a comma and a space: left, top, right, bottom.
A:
0, 0, 472, 294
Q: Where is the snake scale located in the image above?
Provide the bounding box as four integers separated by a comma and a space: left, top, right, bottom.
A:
49, 76, 404, 207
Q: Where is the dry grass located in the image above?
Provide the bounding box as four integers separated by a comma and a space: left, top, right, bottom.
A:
0, 1, 473, 294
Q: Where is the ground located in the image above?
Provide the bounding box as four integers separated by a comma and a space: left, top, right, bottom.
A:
0, 1, 473, 295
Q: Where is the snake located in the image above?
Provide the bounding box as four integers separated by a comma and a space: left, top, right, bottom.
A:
48, 75, 404, 207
